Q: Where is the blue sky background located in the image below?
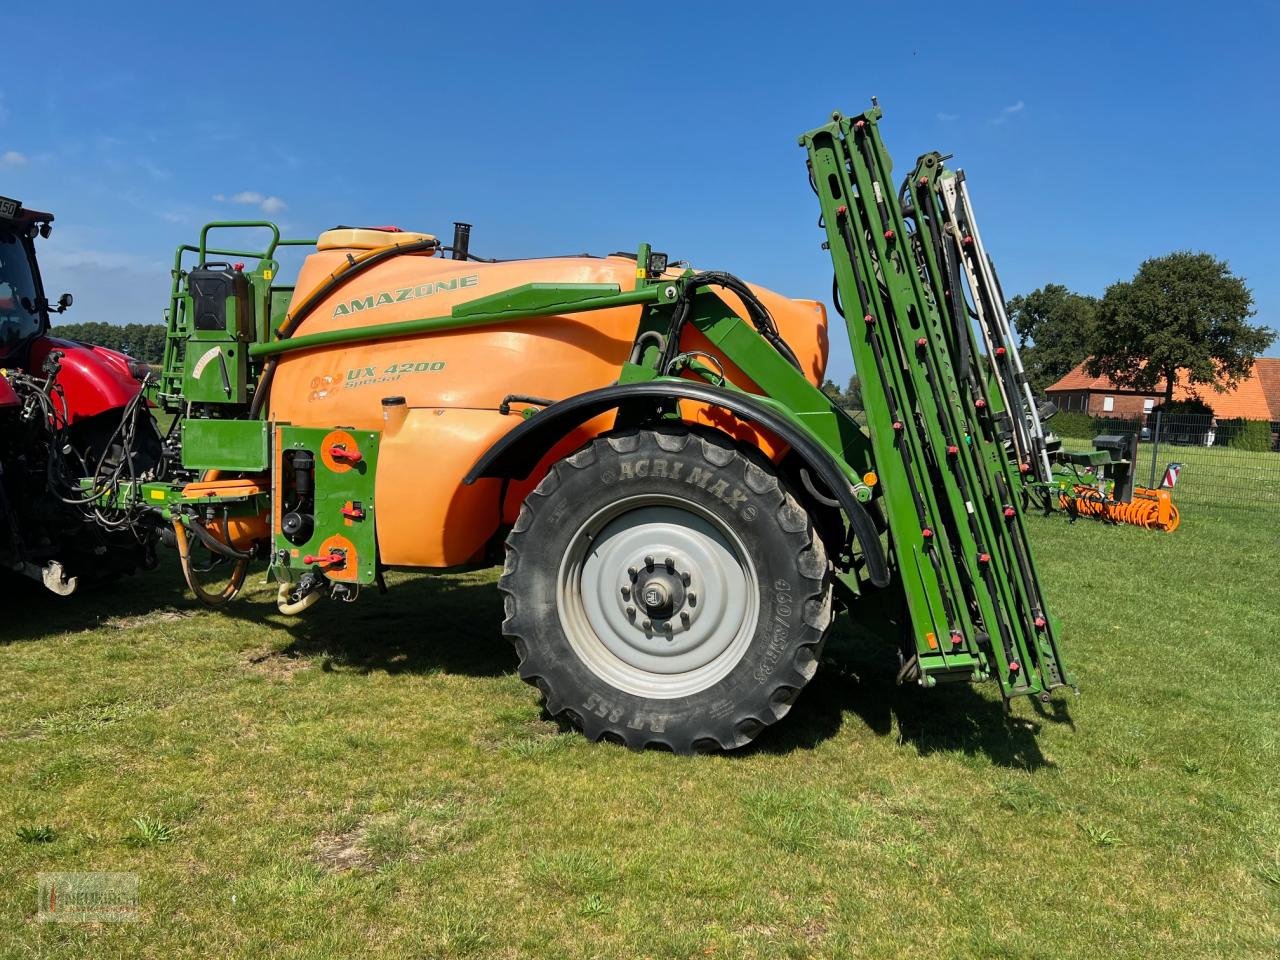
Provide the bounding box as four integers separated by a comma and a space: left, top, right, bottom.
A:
2, 1, 1276, 384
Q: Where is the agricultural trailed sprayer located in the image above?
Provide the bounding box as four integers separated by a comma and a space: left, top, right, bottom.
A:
61, 106, 1074, 752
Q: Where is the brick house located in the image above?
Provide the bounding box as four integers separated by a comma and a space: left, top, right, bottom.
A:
1046, 357, 1280, 424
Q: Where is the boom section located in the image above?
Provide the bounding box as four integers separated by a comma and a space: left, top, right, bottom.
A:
799, 108, 1071, 697
936, 171, 1053, 484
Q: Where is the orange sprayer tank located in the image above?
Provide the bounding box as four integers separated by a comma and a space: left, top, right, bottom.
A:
269, 244, 829, 569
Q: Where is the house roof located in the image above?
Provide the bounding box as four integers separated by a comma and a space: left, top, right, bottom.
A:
1046, 358, 1280, 421
1255, 359, 1280, 421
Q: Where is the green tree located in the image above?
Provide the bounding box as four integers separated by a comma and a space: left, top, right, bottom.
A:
1087, 252, 1273, 406
844, 374, 863, 411
51, 321, 168, 364
821, 375, 863, 411
1005, 284, 1097, 394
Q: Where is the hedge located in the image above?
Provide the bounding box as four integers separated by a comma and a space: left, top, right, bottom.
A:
1046, 411, 1097, 440
1221, 418, 1276, 452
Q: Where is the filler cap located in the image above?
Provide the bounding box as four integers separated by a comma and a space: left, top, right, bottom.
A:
317, 227, 437, 251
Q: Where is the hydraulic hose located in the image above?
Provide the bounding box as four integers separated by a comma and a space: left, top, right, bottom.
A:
187, 515, 254, 560
173, 520, 249, 606
662, 272, 804, 376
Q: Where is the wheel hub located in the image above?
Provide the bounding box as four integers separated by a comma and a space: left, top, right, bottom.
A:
559, 498, 759, 698
629, 558, 688, 627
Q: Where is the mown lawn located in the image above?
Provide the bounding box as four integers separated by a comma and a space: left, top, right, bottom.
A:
1, 501, 1277, 958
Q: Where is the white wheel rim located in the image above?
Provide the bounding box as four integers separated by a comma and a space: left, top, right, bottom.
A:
557, 494, 760, 699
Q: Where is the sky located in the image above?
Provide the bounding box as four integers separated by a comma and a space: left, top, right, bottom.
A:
2, 1, 1277, 385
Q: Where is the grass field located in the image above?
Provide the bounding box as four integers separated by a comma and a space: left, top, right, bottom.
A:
2, 502, 1277, 958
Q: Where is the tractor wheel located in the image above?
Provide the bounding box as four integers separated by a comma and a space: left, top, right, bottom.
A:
500, 427, 832, 753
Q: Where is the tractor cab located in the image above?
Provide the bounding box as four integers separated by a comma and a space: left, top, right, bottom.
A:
0, 196, 70, 362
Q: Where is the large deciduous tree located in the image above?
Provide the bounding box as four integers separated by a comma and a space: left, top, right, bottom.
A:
1005, 283, 1097, 393
1087, 252, 1273, 406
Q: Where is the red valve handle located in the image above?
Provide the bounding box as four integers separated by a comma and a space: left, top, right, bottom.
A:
329, 444, 363, 464
303, 551, 345, 567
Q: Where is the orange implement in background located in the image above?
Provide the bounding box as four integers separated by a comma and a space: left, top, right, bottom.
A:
1059, 485, 1180, 532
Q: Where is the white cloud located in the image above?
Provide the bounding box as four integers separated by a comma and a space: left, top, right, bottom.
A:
937, 112, 959, 122
213, 190, 286, 215
39, 245, 164, 273
136, 156, 171, 181
1, 149, 27, 167
991, 100, 1026, 125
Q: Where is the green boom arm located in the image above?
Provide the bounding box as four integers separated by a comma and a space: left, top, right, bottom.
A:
801, 108, 1070, 697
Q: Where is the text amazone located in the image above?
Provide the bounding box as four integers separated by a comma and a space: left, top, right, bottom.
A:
332, 276, 479, 318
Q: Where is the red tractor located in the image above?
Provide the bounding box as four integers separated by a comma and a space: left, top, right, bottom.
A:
0, 195, 162, 594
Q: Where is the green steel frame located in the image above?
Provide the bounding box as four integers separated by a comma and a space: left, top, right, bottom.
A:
112, 107, 1070, 706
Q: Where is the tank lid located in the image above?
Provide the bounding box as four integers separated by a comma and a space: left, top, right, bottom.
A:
317, 227, 437, 251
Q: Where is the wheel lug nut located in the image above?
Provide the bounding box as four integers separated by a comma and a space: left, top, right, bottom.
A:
680, 611, 690, 626
626, 606, 636, 619
688, 592, 697, 606
620, 585, 630, 599
644, 555, 654, 571
680, 572, 690, 586
627, 567, 638, 580
664, 557, 675, 572
642, 619, 652, 630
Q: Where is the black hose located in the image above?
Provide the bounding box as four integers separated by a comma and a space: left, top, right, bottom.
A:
662, 271, 804, 375
498, 394, 554, 416
188, 516, 254, 560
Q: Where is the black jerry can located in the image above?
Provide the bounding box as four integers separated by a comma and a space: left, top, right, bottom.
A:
189, 263, 252, 339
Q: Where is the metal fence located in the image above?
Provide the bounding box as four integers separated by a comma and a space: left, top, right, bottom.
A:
1053, 412, 1280, 512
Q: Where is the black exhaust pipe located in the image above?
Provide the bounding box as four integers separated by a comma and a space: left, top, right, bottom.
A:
451, 222, 471, 261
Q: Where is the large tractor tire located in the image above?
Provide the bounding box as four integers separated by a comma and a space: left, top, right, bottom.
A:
500, 427, 833, 753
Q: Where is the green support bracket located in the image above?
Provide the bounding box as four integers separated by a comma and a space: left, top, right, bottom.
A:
181, 419, 270, 473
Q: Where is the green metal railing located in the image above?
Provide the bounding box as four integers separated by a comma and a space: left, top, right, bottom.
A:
155, 222, 316, 409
